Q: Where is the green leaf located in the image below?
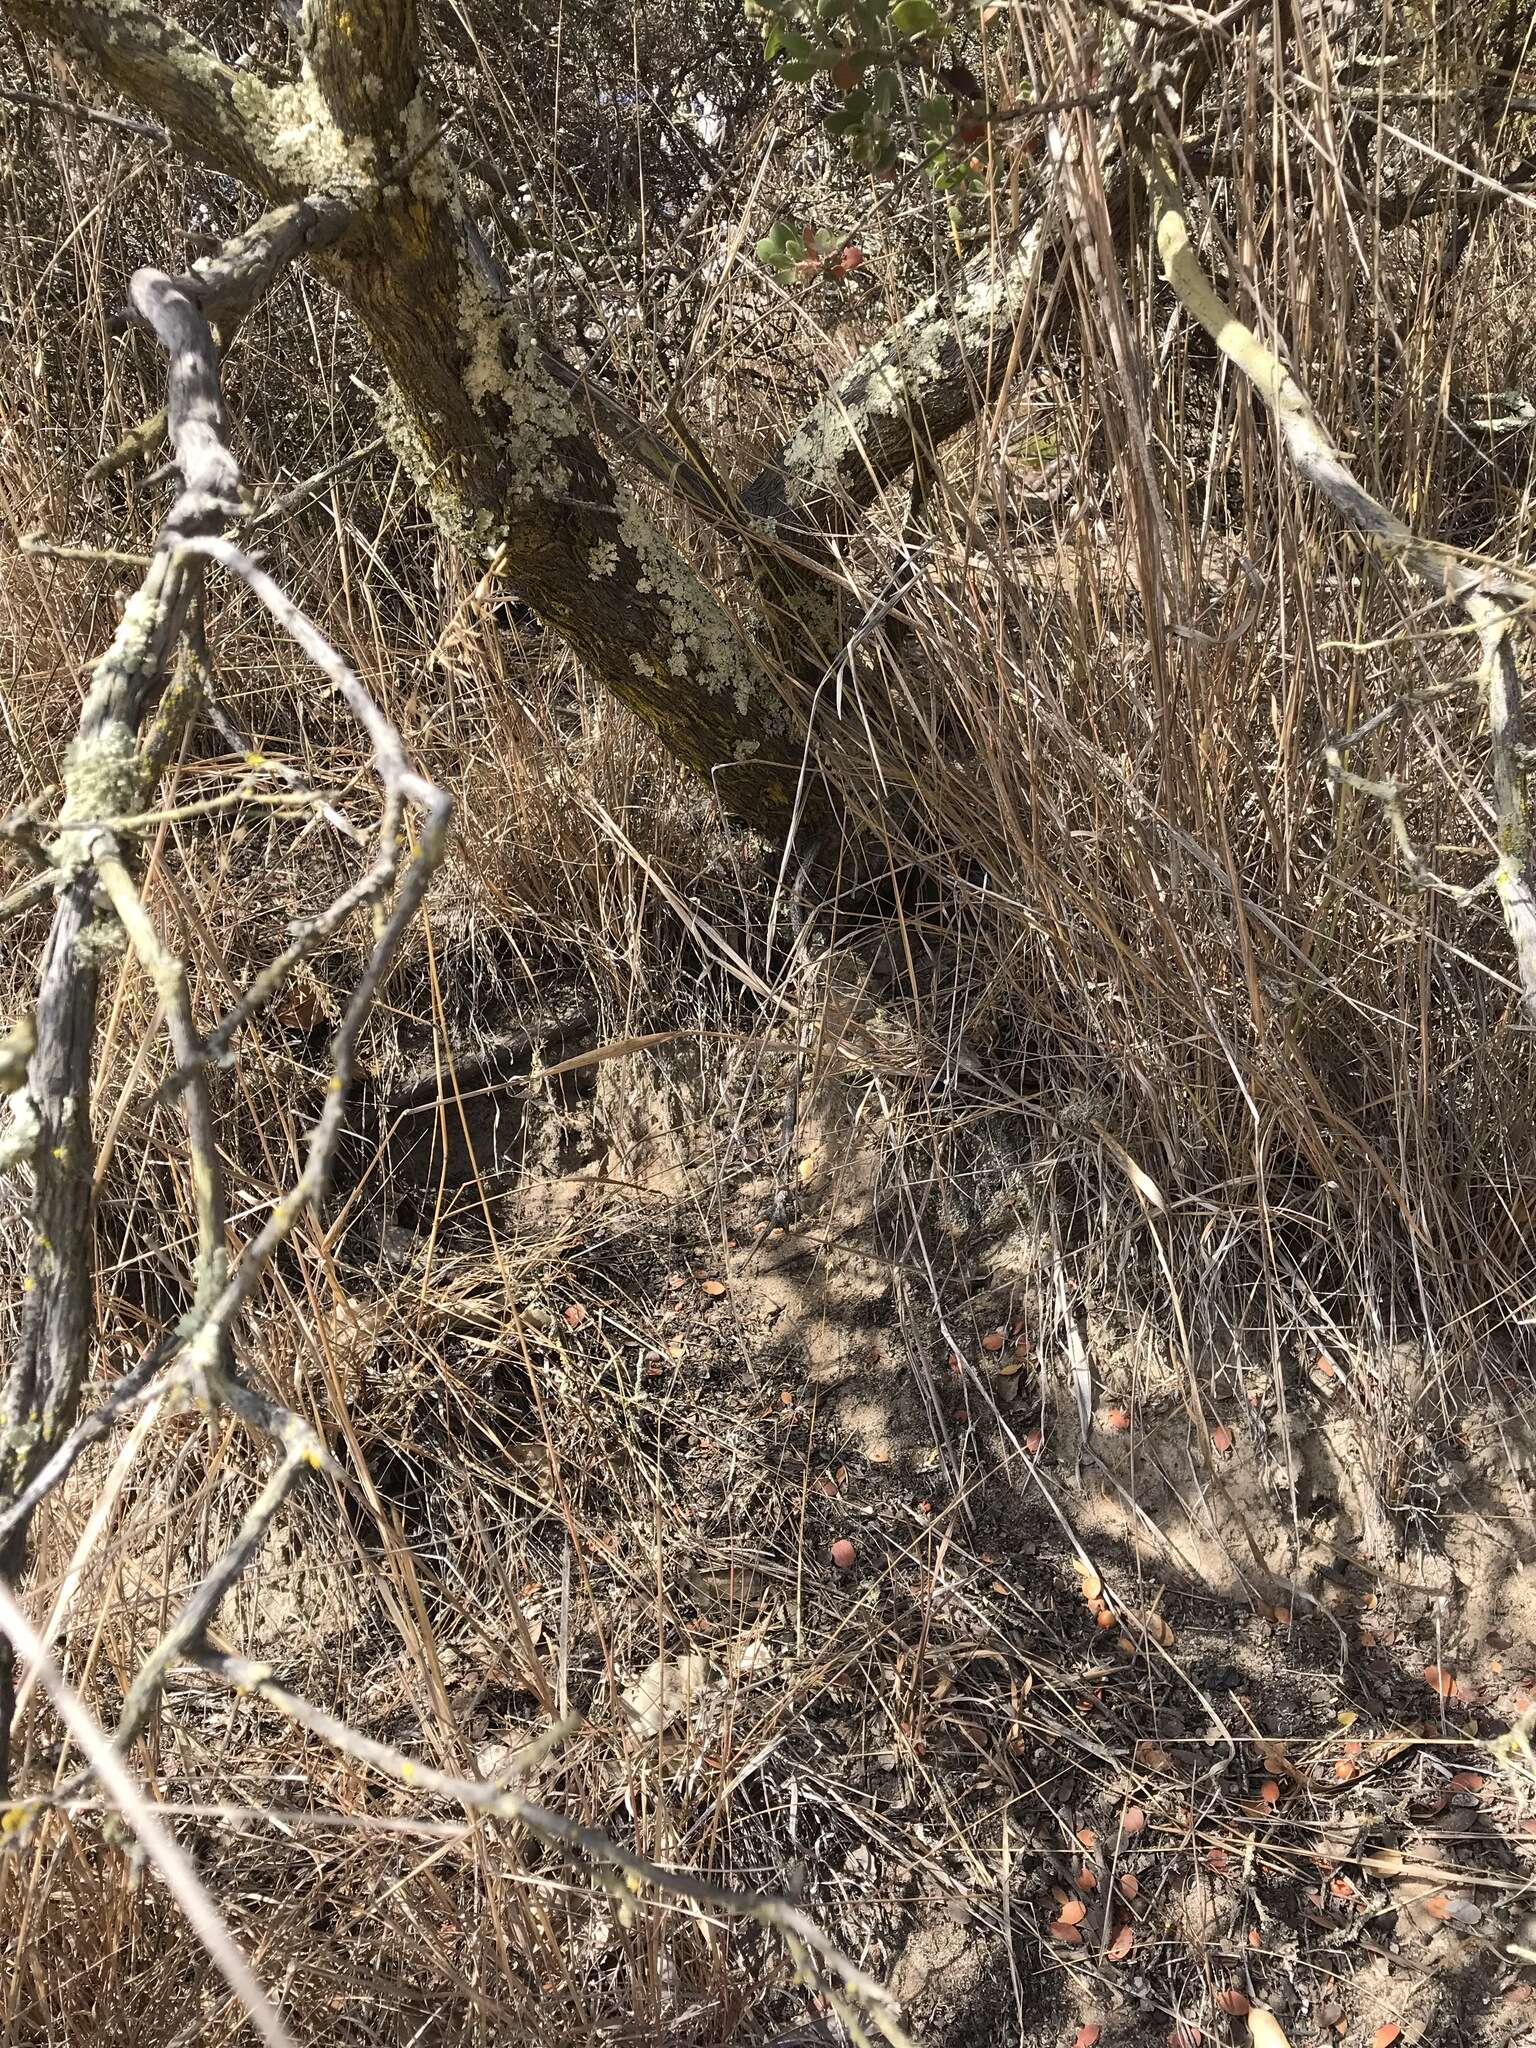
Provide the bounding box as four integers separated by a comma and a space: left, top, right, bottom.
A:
889, 0, 940, 34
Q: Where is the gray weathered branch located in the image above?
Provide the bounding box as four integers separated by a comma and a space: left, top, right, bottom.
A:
1141, 143, 1536, 1018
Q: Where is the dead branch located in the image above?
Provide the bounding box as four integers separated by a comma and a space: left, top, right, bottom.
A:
188, 1648, 914, 2048
1140, 141, 1536, 1020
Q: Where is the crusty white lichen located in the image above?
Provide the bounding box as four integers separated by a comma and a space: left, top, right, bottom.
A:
779, 219, 1047, 504
231, 74, 379, 199
54, 719, 148, 878
589, 541, 619, 578
373, 382, 505, 558
454, 267, 576, 503
400, 90, 454, 204
0, 1089, 40, 1175
614, 490, 783, 726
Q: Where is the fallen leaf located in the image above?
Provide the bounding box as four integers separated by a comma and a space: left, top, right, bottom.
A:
562, 1302, 588, 1329
620, 1653, 711, 1738
1367, 2028, 1402, 2048
1117, 1871, 1139, 1900
1106, 1921, 1133, 1960
1246, 2015, 1293, 2048
1090, 1123, 1167, 1211
1258, 1780, 1281, 1806
1072, 2028, 1102, 2048
1104, 1406, 1132, 1432
1168, 2026, 1201, 2048
699, 1277, 728, 1297
1121, 1804, 1147, 1836
1423, 1664, 1458, 1699
1079, 1567, 1103, 1604
1211, 1424, 1234, 1455
1216, 1988, 1251, 2017
1076, 1867, 1098, 1892
981, 1329, 1005, 1353
1056, 1898, 1087, 1926
830, 1538, 856, 1569
1446, 1770, 1484, 1793
1421, 1894, 1452, 1920
1048, 1918, 1083, 1944
1076, 1826, 1097, 1850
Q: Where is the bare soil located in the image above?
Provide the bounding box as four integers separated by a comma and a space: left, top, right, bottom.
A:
295, 1017, 1536, 2048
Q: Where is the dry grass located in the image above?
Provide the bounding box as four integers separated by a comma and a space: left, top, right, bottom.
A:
3, 6, 1536, 2046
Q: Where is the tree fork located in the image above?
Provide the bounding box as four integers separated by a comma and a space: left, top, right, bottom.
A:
10, 0, 815, 825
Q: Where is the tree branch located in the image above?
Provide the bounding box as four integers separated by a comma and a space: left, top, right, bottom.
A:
189, 1649, 914, 2048
2, 1, 284, 187
1141, 143, 1536, 1018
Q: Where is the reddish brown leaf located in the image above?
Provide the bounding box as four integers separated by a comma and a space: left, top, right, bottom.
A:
562, 1303, 588, 1329
1117, 1871, 1139, 1901
1368, 2027, 1402, 2048
1047, 1918, 1083, 1944
1106, 1921, 1134, 1961
1071, 2029, 1102, 2048
1258, 1780, 1280, 1805
1421, 1894, 1452, 1920
1423, 1664, 1458, 1699
1121, 1804, 1147, 1836
1215, 1988, 1251, 2017
1211, 1424, 1234, 1455
1056, 1898, 1087, 1926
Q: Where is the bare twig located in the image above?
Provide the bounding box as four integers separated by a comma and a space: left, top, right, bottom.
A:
1141, 142, 1536, 1017
192, 1649, 914, 2048
0, 1584, 294, 2048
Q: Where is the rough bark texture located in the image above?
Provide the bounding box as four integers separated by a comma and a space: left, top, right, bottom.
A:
10, 0, 808, 823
